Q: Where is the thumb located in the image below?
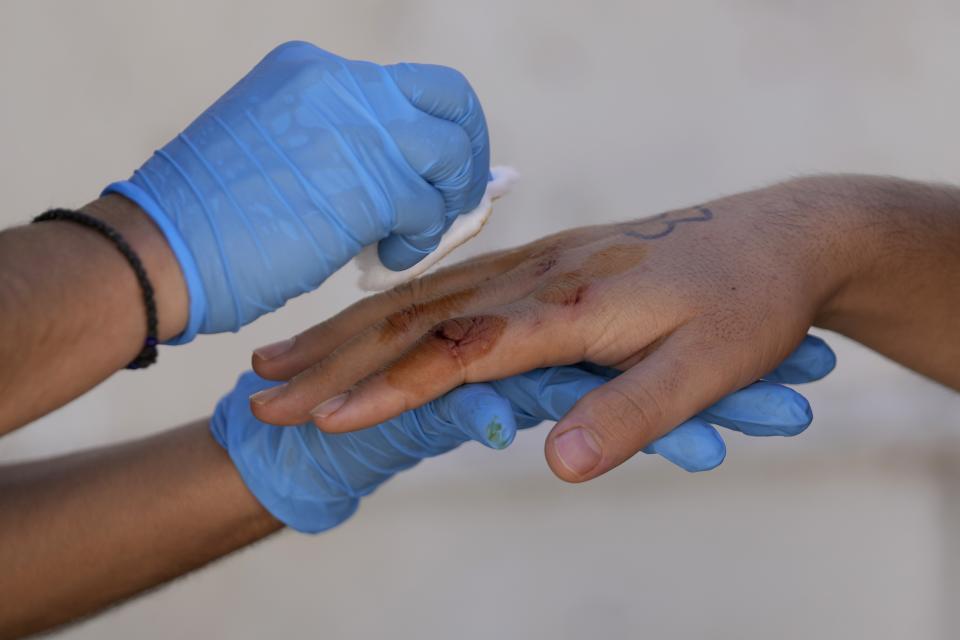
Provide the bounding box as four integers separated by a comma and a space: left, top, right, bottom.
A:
544, 330, 737, 482
492, 365, 727, 473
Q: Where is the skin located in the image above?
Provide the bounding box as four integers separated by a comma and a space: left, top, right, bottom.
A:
249, 174, 960, 482
1, 172, 956, 635
0, 421, 281, 639
0, 196, 283, 637
0, 194, 188, 434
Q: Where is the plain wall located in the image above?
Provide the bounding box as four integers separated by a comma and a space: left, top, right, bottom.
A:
2, 1, 960, 638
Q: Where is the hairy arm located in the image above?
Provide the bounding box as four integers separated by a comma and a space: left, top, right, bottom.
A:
0, 195, 188, 434
803, 175, 960, 385
0, 420, 281, 639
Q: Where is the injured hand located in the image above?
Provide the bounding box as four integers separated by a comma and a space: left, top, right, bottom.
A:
247, 180, 848, 483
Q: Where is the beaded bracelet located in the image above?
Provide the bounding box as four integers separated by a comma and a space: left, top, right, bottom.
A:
33, 209, 158, 369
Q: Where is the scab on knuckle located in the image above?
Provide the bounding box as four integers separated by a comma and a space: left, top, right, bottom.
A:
428, 316, 506, 363
381, 305, 421, 339
382, 288, 480, 342
533, 255, 559, 276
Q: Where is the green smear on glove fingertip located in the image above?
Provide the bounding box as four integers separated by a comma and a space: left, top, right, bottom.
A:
486, 418, 507, 449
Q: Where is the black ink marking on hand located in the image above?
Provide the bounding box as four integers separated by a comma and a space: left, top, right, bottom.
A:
623, 206, 714, 240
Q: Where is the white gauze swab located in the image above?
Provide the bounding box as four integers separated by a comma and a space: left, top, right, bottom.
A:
355, 165, 519, 291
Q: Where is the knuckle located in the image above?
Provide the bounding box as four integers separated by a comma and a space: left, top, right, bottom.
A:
440, 129, 474, 175
382, 305, 422, 337
384, 280, 420, 306
269, 40, 315, 57
521, 243, 563, 277
428, 316, 507, 367
533, 271, 590, 306
432, 64, 472, 96
380, 288, 480, 342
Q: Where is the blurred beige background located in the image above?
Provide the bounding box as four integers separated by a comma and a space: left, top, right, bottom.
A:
3, 0, 960, 638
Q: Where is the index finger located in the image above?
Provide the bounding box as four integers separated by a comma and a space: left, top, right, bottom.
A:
252, 244, 533, 381
307, 300, 590, 432
253, 225, 616, 382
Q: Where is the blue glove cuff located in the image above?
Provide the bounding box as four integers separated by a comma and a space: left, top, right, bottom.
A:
102, 180, 206, 344
223, 434, 360, 534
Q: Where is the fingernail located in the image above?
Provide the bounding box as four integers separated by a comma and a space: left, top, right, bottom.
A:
553, 428, 602, 476
310, 392, 349, 419
254, 337, 295, 361
249, 384, 287, 406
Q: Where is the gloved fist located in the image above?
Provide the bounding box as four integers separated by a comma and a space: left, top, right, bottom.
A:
211, 337, 831, 533
107, 41, 489, 342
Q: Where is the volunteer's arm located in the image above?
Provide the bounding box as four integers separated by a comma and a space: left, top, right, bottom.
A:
0, 372, 511, 639
0, 195, 188, 434
0, 420, 277, 640
0, 41, 490, 435
0, 347, 837, 640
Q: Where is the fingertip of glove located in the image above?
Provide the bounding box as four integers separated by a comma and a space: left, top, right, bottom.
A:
767, 335, 838, 383
377, 234, 436, 271
680, 429, 727, 473
647, 422, 727, 473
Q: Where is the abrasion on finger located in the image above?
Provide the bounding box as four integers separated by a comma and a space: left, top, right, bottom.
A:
311, 303, 586, 432
354, 165, 519, 291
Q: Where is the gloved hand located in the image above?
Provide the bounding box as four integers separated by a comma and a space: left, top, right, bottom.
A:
211, 336, 832, 532
212, 371, 518, 533
107, 41, 489, 342
493, 334, 837, 472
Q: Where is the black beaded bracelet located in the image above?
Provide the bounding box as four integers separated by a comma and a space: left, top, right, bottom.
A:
33, 208, 159, 369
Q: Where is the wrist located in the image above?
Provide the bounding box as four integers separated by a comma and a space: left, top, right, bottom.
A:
210, 372, 360, 534
704, 175, 876, 321
81, 194, 189, 342
802, 175, 960, 333
216, 420, 360, 534
194, 422, 285, 536
774, 175, 889, 315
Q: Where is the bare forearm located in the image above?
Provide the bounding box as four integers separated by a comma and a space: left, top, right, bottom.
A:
804, 175, 960, 387
0, 195, 188, 433
0, 420, 281, 639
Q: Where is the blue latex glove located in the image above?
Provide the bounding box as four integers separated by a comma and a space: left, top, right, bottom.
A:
491, 334, 837, 472
212, 371, 517, 533
211, 336, 832, 532
107, 41, 489, 342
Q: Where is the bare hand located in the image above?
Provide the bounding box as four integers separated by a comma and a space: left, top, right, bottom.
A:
247, 178, 878, 481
